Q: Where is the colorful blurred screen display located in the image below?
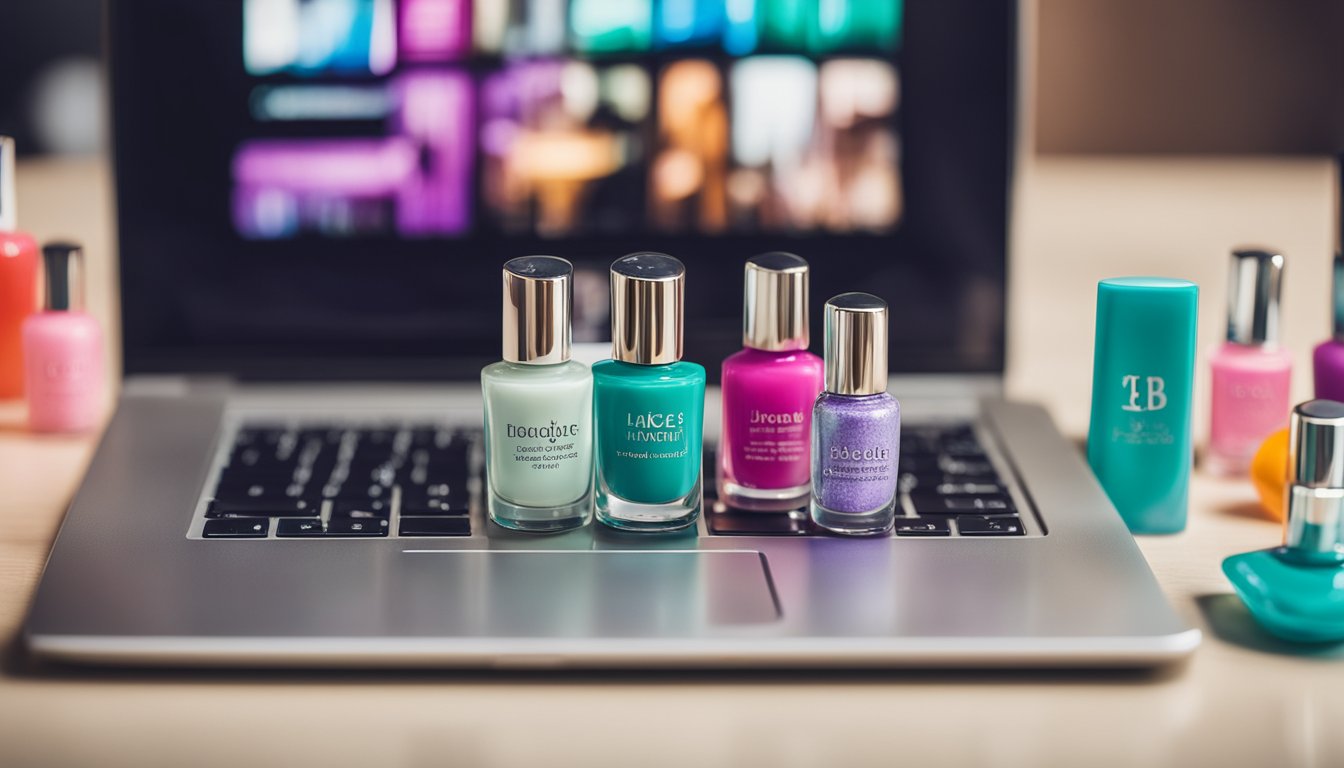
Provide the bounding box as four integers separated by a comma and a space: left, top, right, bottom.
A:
233, 0, 903, 240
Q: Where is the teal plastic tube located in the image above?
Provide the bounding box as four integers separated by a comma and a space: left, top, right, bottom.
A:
1086, 277, 1199, 534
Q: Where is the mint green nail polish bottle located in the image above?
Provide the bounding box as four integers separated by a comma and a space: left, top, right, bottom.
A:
1223, 400, 1344, 643
593, 252, 706, 532
482, 256, 593, 533
1086, 277, 1199, 534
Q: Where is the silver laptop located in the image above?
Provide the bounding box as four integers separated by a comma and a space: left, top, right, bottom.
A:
24, 0, 1198, 667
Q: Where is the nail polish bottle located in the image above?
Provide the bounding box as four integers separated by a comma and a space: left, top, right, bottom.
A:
1086, 277, 1199, 534
482, 256, 593, 532
1314, 266, 1344, 401
0, 137, 40, 399
810, 293, 900, 536
1223, 400, 1344, 643
1207, 249, 1292, 475
23, 242, 105, 433
593, 252, 706, 532
1314, 157, 1344, 400
718, 252, 825, 511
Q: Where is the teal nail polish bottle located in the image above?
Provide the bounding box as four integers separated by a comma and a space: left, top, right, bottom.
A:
1086, 277, 1199, 534
593, 253, 706, 532
1223, 400, 1344, 643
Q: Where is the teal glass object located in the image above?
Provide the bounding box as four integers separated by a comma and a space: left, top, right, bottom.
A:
570, 0, 652, 53
593, 360, 706, 519
1223, 400, 1344, 643
1223, 548, 1344, 643
1086, 277, 1199, 534
594, 252, 705, 532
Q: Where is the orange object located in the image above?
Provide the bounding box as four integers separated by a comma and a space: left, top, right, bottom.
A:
0, 137, 40, 399
1249, 427, 1290, 522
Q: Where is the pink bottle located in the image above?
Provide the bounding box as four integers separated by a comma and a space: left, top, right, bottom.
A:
23, 242, 104, 433
719, 253, 825, 510
1207, 248, 1291, 475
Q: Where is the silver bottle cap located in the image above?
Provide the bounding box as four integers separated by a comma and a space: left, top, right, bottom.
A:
0, 136, 16, 232
1225, 248, 1283, 347
501, 256, 572, 365
42, 241, 85, 312
823, 292, 888, 396
1285, 400, 1344, 560
610, 252, 684, 366
743, 252, 809, 352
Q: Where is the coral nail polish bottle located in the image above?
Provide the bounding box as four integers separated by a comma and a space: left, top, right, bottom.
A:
1223, 400, 1344, 643
593, 252, 706, 532
0, 137, 40, 399
718, 252, 824, 511
482, 256, 594, 532
810, 293, 900, 535
1207, 249, 1292, 475
23, 242, 105, 433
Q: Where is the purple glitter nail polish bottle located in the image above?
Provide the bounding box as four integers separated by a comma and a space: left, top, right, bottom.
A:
810, 293, 900, 535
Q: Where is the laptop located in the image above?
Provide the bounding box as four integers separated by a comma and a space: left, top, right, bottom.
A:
24, 0, 1199, 667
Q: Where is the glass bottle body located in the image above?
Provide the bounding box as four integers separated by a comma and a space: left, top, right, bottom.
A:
482, 360, 593, 532
810, 391, 900, 535
593, 359, 706, 532
719, 347, 824, 511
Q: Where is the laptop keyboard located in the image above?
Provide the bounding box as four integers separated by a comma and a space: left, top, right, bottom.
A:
196, 422, 1030, 539
200, 424, 476, 539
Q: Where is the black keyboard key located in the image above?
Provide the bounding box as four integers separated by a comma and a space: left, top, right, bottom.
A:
401, 484, 469, 510
399, 496, 468, 516
203, 518, 269, 538
325, 518, 389, 537
894, 518, 951, 537
706, 507, 811, 536
330, 498, 391, 519
207, 498, 319, 517
940, 457, 995, 476
956, 516, 1025, 536
400, 517, 472, 537
907, 494, 1015, 516
276, 518, 325, 537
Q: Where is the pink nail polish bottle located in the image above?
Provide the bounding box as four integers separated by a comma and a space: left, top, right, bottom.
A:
22, 242, 105, 433
0, 136, 41, 399
718, 253, 825, 511
1207, 248, 1292, 475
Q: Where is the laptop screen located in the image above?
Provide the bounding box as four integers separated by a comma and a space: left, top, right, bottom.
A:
110, 0, 1014, 380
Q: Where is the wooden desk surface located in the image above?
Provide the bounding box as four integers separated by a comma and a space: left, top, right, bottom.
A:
1, 156, 1341, 767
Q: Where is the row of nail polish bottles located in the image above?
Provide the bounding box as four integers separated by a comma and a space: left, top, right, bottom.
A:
481, 251, 901, 536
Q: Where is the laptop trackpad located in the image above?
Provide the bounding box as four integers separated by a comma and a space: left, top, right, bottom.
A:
403, 550, 780, 635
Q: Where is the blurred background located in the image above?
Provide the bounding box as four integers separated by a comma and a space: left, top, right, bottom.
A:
1, 0, 1338, 159
0, 0, 1339, 437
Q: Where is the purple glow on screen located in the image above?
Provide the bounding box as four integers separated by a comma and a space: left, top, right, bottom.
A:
233, 72, 473, 239
397, 0, 470, 62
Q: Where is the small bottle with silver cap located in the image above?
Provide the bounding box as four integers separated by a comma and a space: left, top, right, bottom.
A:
810, 293, 900, 535
482, 256, 594, 532
719, 252, 825, 511
593, 252, 706, 532
1223, 400, 1344, 642
22, 241, 105, 433
1207, 248, 1292, 475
